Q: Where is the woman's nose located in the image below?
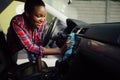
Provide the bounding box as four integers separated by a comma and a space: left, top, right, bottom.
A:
39, 18, 45, 22
39, 19, 42, 22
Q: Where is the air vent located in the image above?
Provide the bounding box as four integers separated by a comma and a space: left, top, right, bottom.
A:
77, 28, 88, 34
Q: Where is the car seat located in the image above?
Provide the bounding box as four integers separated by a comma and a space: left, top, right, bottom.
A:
0, 27, 48, 80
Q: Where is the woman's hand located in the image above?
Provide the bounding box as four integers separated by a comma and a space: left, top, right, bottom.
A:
60, 40, 72, 54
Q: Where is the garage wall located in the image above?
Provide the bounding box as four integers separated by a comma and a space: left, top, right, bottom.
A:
69, 1, 120, 23
0, 1, 24, 34
108, 1, 120, 22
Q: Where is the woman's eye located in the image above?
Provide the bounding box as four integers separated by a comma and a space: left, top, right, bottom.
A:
35, 15, 45, 18
36, 15, 41, 18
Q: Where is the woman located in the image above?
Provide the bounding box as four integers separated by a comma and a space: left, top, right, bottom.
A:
7, 0, 69, 63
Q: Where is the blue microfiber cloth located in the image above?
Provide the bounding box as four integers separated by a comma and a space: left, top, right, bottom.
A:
63, 33, 75, 60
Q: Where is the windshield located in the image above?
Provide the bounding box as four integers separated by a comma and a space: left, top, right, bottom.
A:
44, 0, 120, 23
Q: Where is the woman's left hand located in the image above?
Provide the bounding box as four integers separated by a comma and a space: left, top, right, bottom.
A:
60, 40, 72, 54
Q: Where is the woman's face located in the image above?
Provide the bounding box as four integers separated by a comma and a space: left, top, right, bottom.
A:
28, 6, 46, 28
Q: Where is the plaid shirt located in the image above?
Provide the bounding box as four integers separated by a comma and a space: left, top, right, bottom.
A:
7, 13, 47, 56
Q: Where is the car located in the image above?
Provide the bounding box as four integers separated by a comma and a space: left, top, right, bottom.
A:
0, 0, 120, 80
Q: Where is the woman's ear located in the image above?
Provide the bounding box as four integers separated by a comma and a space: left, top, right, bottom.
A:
25, 12, 29, 17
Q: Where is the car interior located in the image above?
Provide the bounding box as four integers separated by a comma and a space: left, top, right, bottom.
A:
63, 21, 120, 80
0, 15, 120, 80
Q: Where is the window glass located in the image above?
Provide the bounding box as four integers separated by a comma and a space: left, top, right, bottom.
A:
44, 0, 120, 23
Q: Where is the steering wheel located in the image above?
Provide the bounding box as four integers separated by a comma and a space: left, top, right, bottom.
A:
42, 17, 58, 47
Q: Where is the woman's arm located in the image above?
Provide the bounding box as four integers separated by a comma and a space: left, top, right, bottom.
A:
43, 40, 71, 55
43, 48, 61, 55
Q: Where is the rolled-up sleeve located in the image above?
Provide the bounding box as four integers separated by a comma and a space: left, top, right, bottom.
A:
12, 18, 44, 56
